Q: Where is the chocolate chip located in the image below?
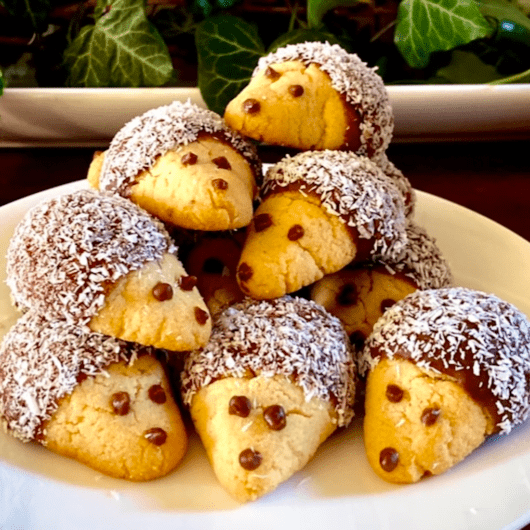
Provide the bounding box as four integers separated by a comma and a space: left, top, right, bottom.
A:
148, 384, 167, 404
229, 395, 252, 417
265, 66, 281, 80
287, 224, 304, 241
213, 178, 229, 190
194, 306, 209, 325
386, 384, 404, 403
263, 405, 286, 431
239, 448, 262, 470
179, 275, 197, 291
349, 330, 366, 351
152, 282, 173, 301
421, 407, 441, 426
213, 156, 231, 170
337, 283, 358, 306
238, 262, 253, 282
379, 447, 399, 472
254, 213, 273, 232
380, 298, 396, 313
243, 98, 261, 114
181, 152, 198, 166
111, 392, 130, 415
288, 84, 304, 97
202, 257, 225, 274
144, 427, 167, 446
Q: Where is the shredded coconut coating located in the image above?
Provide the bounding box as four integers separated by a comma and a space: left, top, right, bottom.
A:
359, 287, 530, 434
255, 41, 393, 157
262, 150, 407, 262
99, 99, 262, 196
373, 220, 453, 290
0, 312, 150, 442
181, 296, 356, 427
372, 152, 416, 217
6, 189, 175, 326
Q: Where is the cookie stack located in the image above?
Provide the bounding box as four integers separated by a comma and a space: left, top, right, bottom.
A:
2, 42, 529, 500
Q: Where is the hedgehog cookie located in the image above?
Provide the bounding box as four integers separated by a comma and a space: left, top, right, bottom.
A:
89, 100, 262, 231
358, 287, 530, 484
6, 189, 211, 351
0, 312, 187, 481
311, 220, 453, 350
184, 232, 245, 318
372, 153, 416, 218
181, 296, 356, 502
236, 150, 407, 299
224, 41, 393, 156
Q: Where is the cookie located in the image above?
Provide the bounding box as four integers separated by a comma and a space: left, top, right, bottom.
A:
6, 189, 211, 351
358, 287, 530, 483
184, 233, 245, 318
236, 151, 407, 299
0, 313, 187, 481
311, 220, 453, 349
91, 100, 262, 231
181, 296, 356, 502
224, 41, 393, 157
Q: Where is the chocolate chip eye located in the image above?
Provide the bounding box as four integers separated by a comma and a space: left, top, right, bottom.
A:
265, 66, 281, 80
385, 384, 404, 403
239, 448, 262, 470
254, 213, 273, 232
263, 405, 286, 431
421, 407, 441, 426
194, 306, 209, 325
237, 262, 253, 282
181, 152, 198, 166
379, 447, 399, 472
213, 157, 231, 170
111, 391, 130, 415
152, 282, 173, 301
380, 298, 396, 313
229, 395, 252, 418
202, 257, 225, 274
337, 283, 358, 306
179, 275, 197, 291
213, 178, 229, 190
349, 330, 366, 351
287, 224, 304, 241
148, 384, 167, 404
144, 427, 167, 446
243, 99, 261, 114
288, 84, 304, 97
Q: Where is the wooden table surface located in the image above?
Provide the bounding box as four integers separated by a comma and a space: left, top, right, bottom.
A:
1, 140, 529, 241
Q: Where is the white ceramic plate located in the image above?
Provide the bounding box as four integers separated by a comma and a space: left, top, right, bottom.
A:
1, 85, 530, 147
0, 181, 530, 530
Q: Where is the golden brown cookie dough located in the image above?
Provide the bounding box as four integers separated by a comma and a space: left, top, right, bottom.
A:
6, 189, 211, 351
184, 233, 245, 318
224, 42, 393, 157
358, 287, 530, 483
236, 151, 407, 299
93, 100, 262, 231
181, 296, 356, 502
310, 221, 453, 349
0, 313, 188, 481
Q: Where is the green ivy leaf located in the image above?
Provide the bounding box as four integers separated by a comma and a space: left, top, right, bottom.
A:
0, 0, 51, 32
306, 0, 369, 29
64, 0, 173, 87
268, 28, 344, 53
196, 15, 265, 115
434, 49, 505, 82
395, 0, 493, 68
191, 0, 242, 18
490, 66, 530, 83
0, 68, 4, 95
